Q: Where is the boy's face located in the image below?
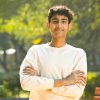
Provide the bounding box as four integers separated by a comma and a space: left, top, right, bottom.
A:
48, 15, 71, 40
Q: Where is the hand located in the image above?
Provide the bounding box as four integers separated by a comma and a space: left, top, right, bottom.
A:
23, 66, 38, 76
64, 70, 87, 86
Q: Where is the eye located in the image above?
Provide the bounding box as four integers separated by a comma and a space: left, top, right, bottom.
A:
51, 20, 58, 24
62, 20, 68, 24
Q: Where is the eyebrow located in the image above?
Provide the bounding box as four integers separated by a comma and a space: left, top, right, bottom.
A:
51, 18, 68, 21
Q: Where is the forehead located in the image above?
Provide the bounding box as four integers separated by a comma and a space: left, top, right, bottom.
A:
51, 15, 68, 20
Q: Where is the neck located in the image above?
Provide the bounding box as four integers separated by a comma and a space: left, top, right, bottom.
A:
49, 39, 66, 48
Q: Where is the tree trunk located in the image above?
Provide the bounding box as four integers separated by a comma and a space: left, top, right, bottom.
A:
2, 49, 8, 71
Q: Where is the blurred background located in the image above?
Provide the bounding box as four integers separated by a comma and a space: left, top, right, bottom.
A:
0, 0, 100, 100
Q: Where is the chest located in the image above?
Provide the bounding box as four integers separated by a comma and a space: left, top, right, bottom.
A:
36, 49, 77, 79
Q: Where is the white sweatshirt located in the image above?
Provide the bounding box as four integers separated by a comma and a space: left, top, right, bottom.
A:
20, 43, 87, 100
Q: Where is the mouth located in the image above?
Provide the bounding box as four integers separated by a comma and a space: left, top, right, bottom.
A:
55, 29, 63, 31
55, 30, 63, 33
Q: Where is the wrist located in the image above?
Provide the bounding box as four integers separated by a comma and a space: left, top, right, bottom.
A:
54, 79, 64, 87
62, 78, 69, 86
63, 76, 75, 86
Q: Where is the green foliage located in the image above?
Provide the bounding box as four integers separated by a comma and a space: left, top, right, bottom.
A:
0, 0, 100, 98
0, 33, 11, 50
0, 71, 21, 97
0, 0, 28, 19
0, 71, 100, 99
0, 0, 50, 48
0, 81, 11, 97
81, 72, 100, 100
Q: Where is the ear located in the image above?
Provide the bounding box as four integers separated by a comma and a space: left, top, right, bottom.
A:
68, 22, 73, 31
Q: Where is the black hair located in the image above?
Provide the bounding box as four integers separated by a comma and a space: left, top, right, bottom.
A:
48, 5, 74, 24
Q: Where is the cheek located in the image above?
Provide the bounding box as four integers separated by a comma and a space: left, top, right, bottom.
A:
49, 26, 56, 32
64, 26, 69, 31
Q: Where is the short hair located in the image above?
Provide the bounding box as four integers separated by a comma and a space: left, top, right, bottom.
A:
48, 5, 74, 24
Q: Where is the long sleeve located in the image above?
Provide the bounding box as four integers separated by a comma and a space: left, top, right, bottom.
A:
52, 49, 87, 99
19, 46, 54, 91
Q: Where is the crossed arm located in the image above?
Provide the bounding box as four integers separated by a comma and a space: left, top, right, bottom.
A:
23, 66, 87, 88
20, 47, 87, 99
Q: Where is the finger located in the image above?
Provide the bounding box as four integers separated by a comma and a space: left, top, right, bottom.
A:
23, 70, 32, 73
78, 74, 87, 81
79, 79, 86, 85
79, 71, 85, 74
77, 77, 87, 85
23, 69, 37, 75
23, 68, 36, 72
76, 73, 85, 79
23, 69, 32, 73
23, 70, 36, 73
24, 71, 36, 75
24, 72, 34, 76
23, 67, 33, 70
78, 75, 86, 81
75, 70, 85, 74
23, 68, 34, 71
77, 80, 86, 86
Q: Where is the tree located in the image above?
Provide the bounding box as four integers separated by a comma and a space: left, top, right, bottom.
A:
0, 33, 11, 71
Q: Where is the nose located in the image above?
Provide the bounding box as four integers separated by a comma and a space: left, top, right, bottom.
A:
57, 22, 62, 28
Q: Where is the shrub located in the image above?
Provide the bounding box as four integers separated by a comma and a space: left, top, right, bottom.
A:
0, 71, 21, 97
81, 72, 100, 100
0, 81, 11, 97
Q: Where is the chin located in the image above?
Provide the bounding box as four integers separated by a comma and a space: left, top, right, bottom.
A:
56, 32, 64, 36
53, 35, 64, 39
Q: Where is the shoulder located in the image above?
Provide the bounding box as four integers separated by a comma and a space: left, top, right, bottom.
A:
27, 44, 43, 53
67, 44, 86, 56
